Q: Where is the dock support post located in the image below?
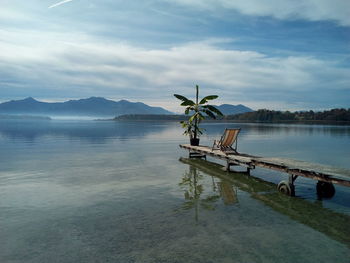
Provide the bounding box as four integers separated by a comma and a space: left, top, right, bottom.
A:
226, 161, 253, 174
225, 161, 230, 171
289, 174, 298, 185
189, 151, 206, 160
225, 161, 236, 171
247, 167, 251, 175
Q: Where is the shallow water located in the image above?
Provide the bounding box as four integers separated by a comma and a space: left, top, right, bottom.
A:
1, 120, 349, 262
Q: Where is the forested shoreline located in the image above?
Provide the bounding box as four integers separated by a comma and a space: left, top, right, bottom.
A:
115, 108, 350, 124
226, 108, 350, 122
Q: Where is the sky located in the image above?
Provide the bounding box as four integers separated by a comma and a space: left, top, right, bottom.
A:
0, 0, 349, 112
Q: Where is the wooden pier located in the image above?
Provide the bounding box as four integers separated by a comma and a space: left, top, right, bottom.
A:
179, 144, 350, 196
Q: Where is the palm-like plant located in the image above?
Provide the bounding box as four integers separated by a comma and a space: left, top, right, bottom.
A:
174, 85, 223, 143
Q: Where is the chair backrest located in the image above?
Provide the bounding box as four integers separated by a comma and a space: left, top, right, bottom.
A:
220, 128, 240, 147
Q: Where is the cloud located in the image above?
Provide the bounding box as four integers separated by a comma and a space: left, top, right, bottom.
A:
49, 0, 74, 9
0, 29, 349, 111
168, 0, 350, 26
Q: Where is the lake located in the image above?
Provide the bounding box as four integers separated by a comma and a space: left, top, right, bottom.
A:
1, 120, 349, 262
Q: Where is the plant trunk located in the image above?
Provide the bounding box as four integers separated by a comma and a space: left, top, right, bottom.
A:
194, 119, 198, 139
194, 85, 199, 139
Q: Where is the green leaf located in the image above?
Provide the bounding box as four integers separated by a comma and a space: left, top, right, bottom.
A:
189, 114, 196, 123
204, 109, 216, 119
197, 112, 205, 121
199, 98, 207, 104
205, 95, 218, 100
206, 105, 223, 116
181, 100, 195, 106
174, 94, 189, 102
199, 95, 218, 104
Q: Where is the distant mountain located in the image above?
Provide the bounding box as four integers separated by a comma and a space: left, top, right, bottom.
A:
0, 97, 173, 117
0, 114, 51, 120
215, 104, 253, 115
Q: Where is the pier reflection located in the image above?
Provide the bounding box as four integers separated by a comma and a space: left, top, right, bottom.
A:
179, 157, 350, 247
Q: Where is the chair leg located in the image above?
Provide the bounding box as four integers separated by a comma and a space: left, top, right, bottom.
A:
230, 146, 237, 154
212, 140, 218, 150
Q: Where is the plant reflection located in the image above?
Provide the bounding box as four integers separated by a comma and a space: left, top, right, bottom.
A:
178, 163, 239, 222
179, 165, 219, 222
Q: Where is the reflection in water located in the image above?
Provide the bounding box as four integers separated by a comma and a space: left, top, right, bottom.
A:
178, 165, 220, 222
217, 181, 238, 205
178, 160, 241, 222
1, 120, 349, 262
179, 158, 350, 247
0, 120, 171, 142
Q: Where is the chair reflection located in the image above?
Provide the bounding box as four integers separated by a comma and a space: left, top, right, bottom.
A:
217, 181, 238, 205
179, 157, 350, 247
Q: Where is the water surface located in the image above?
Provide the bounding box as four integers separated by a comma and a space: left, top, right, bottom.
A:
1, 120, 349, 262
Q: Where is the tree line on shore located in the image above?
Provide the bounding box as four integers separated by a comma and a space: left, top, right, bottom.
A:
115, 108, 350, 122
226, 108, 350, 122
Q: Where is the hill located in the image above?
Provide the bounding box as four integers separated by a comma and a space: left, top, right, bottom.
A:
0, 114, 51, 120
215, 104, 253, 115
0, 97, 173, 117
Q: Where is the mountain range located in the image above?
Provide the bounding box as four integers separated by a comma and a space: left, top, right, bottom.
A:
214, 104, 253, 115
0, 97, 253, 117
0, 97, 172, 117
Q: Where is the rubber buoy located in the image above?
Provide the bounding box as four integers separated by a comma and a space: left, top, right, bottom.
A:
316, 181, 335, 199
277, 181, 295, 196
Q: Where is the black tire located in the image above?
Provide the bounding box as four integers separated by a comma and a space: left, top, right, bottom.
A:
316, 181, 335, 199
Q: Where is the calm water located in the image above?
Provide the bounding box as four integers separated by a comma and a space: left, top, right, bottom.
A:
1, 120, 349, 263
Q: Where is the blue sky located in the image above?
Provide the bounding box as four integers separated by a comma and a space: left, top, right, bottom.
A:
0, 0, 349, 112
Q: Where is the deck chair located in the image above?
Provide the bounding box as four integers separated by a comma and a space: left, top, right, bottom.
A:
212, 128, 240, 154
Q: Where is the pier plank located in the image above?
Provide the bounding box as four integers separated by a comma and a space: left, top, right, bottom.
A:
179, 144, 350, 187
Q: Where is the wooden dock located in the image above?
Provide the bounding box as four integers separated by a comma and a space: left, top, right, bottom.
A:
179, 144, 350, 196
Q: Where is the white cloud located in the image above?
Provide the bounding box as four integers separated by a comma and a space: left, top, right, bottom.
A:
168, 0, 350, 26
48, 0, 74, 9
0, 29, 349, 111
